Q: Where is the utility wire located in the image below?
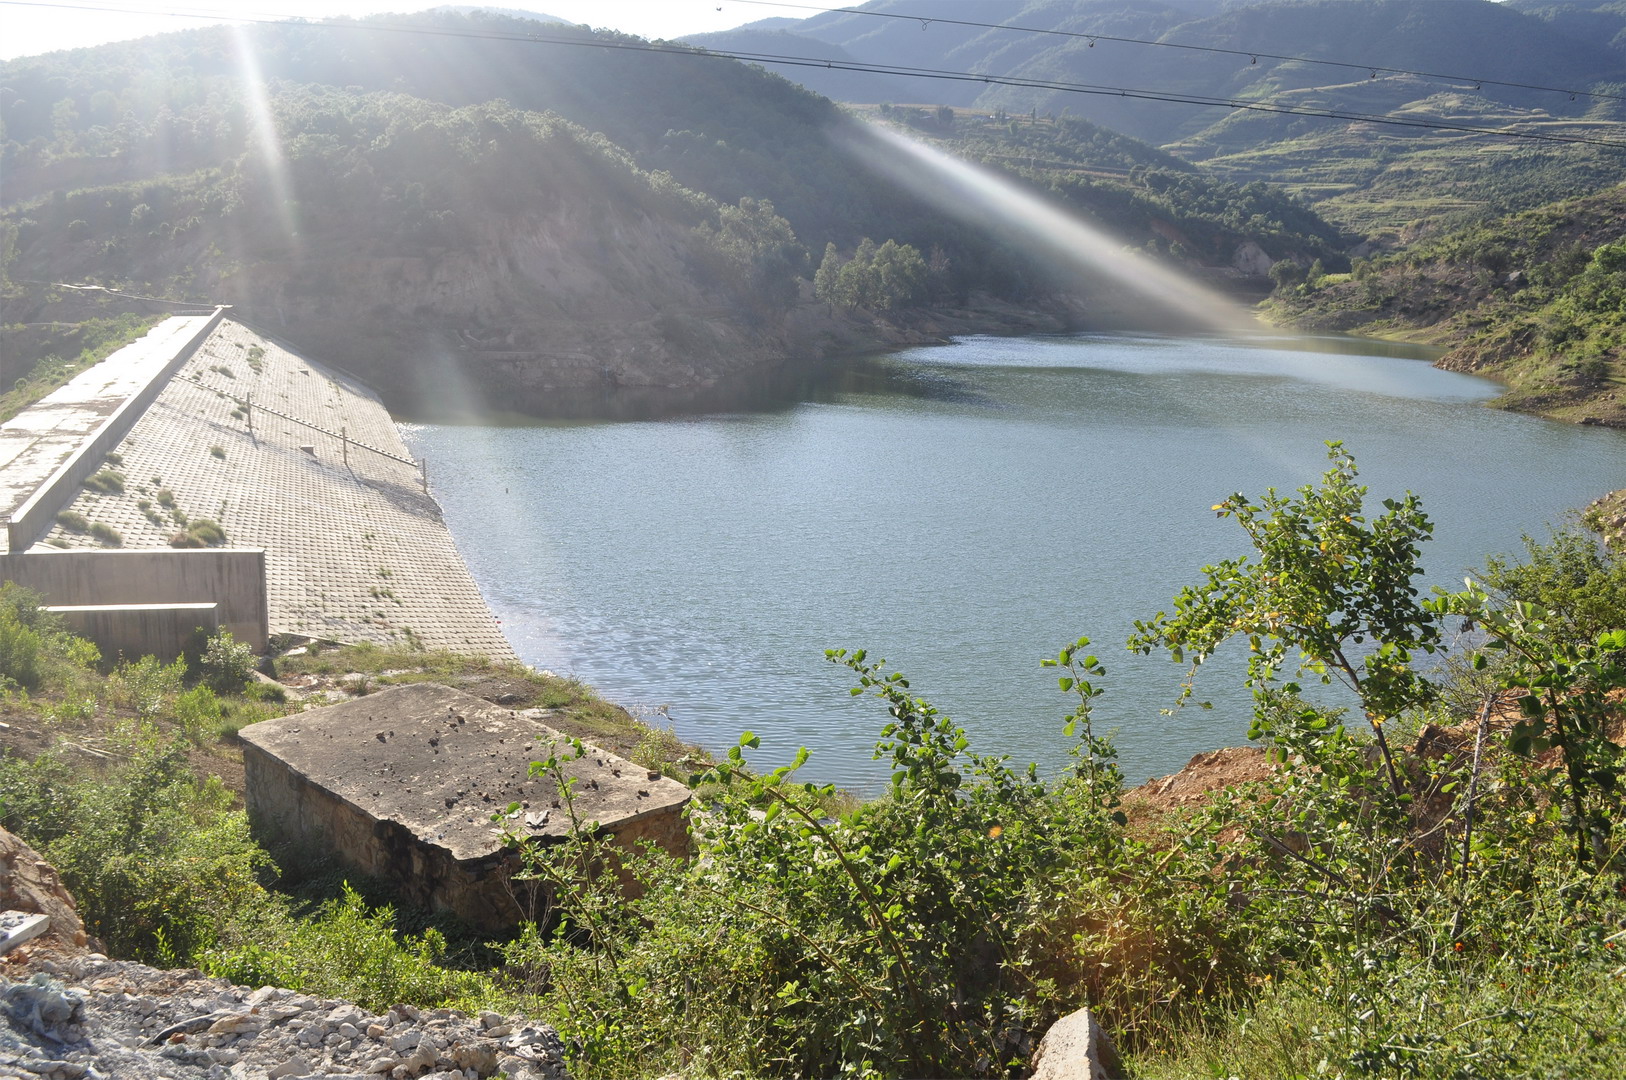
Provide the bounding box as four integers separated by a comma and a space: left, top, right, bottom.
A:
722, 0, 1626, 105
3, 0, 1624, 150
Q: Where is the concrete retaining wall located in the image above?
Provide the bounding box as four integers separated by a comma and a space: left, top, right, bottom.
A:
0, 548, 268, 650
46, 603, 219, 663
6, 307, 226, 552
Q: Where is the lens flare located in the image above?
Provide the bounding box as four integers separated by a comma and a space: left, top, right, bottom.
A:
841, 122, 1256, 334
231, 24, 298, 240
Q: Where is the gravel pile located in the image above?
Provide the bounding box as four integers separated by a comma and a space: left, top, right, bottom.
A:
0, 953, 567, 1080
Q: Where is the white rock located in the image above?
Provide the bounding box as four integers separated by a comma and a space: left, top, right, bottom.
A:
267, 1053, 313, 1078
1029, 1006, 1122, 1080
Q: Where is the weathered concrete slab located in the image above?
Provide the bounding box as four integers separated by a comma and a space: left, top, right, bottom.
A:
240, 683, 690, 930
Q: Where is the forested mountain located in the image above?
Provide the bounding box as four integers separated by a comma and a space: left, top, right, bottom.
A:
689, 0, 1626, 237
1, 10, 1347, 415
1511, 0, 1626, 58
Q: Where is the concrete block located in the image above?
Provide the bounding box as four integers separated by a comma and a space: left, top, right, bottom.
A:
240, 683, 691, 931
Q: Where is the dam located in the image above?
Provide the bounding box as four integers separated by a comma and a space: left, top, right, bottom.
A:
0, 310, 514, 660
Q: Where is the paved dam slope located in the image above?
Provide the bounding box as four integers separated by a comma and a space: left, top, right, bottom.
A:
35, 318, 516, 659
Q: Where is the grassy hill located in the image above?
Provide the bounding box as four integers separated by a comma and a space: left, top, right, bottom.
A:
1266, 183, 1626, 422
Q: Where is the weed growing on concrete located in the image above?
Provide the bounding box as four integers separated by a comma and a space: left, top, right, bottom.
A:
188, 518, 227, 545
88, 521, 123, 546
83, 469, 125, 493
54, 511, 89, 533
209, 445, 226, 460
155, 488, 175, 508
104, 452, 123, 466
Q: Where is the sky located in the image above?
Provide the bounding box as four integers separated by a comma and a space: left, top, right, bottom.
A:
0, 0, 793, 60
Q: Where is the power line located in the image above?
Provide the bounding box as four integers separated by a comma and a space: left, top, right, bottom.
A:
3, 1, 1624, 150
723, 0, 1626, 105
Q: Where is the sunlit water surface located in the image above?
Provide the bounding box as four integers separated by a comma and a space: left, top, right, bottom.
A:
403, 333, 1626, 791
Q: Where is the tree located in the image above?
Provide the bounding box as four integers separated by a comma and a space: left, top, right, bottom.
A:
1130, 443, 1441, 795
813, 241, 842, 306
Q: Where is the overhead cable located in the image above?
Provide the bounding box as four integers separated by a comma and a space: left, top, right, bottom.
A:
2, 0, 1623, 150
722, 0, 1626, 105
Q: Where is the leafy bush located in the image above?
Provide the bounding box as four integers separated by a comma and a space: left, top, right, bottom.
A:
108, 654, 186, 718
172, 685, 223, 742
197, 629, 255, 694
512, 644, 1127, 1078
203, 884, 490, 1011
0, 584, 46, 689
1479, 526, 1626, 645
0, 739, 275, 964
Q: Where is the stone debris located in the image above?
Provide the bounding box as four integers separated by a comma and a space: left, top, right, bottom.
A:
0, 956, 567, 1080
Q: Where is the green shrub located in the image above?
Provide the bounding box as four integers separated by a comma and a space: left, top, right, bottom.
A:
203, 884, 490, 1011
108, 654, 186, 718
1479, 526, 1626, 645
197, 629, 255, 694
172, 685, 223, 742
0, 740, 276, 964
243, 679, 286, 704
0, 584, 45, 689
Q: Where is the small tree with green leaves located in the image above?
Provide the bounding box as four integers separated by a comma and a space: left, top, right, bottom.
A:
1129, 442, 1442, 796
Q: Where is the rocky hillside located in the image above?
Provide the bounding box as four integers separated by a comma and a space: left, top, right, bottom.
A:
690, 0, 1626, 238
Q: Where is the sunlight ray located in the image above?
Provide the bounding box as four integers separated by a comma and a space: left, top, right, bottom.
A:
841, 122, 1257, 334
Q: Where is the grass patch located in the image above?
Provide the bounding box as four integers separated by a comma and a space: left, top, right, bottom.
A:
88, 521, 122, 547
55, 510, 89, 533
82, 469, 125, 493
170, 518, 227, 548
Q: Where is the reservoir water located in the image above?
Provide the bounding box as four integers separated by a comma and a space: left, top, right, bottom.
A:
403, 332, 1626, 790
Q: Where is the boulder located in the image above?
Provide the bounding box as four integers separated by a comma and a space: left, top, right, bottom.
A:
0, 828, 89, 950
1030, 1006, 1122, 1080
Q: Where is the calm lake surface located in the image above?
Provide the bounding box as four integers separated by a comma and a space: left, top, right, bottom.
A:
403, 332, 1626, 790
